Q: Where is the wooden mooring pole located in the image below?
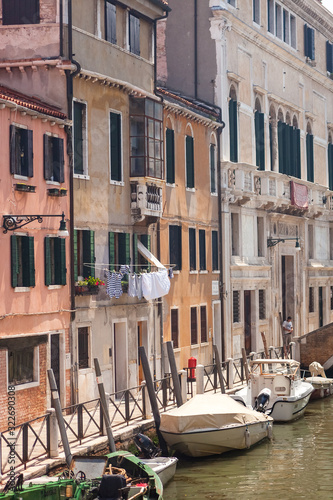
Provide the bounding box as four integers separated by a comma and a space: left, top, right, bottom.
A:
166, 341, 183, 407
213, 344, 225, 393
94, 358, 116, 453
242, 348, 250, 382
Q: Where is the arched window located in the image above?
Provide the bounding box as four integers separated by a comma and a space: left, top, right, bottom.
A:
165, 116, 175, 184
277, 109, 301, 178
210, 133, 217, 194
328, 133, 333, 191
229, 86, 238, 163
185, 124, 194, 189
254, 97, 265, 171
306, 122, 314, 183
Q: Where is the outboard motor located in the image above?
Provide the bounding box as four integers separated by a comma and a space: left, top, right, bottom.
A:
134, 433, 161, 459
254, 388, 271, 413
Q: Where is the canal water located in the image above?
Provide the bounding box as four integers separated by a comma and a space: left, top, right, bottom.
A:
163, 397, 333, 499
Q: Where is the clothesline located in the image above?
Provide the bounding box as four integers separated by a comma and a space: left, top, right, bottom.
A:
83, 262, 176, 271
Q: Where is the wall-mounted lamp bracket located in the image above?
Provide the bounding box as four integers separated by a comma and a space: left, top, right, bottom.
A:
3, 212, 68, 237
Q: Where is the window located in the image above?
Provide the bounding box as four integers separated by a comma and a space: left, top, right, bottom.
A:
10, 125, 33, 177
228, 0, 236, 6
253, 0, 260, 24
267, 0, 274, 33
229, 92, 238, 162
309, 287, 314, 313
199, 230, 206, 271
233, 291, 240, 323
189, 228, 196, 271
110, 232, 130, 270
328, 136, 333, 191
129, 13, 140, 56
44, 135, 64, 183
210, 143, 216, 194
169, 225, 182, 271
74, 230, 95, 281
171, 309, 179, 349
45, 237, 66, 286
2, 0, 39, 24
255, 108, 265, 171
290, 15, 296, 49
185, 134, 194, 189
130, 97, 163, 179
190, 307, 198, 345
275, 4, 282, 39
327, 41, 333, 74
73, 101, 87, 176
105, 1, 117, 44
11, 235, 35, 288
8, 346, 35, 385
257, 216, 264, 257
110, 111, 122, 182
259, 289, 266, 319
304, 24, 315, 61
283, 9, 289, 44
212, 230, 219, 271
231, 213, 240, 256
306, 126, 314, 183
308, 225, 314, 260
78, 327, 90, 369
133, 234, 151, 271
200, 305, 207, 343
278, 118, 301, 178
166, 128, 175, 184
331, 286, 333, 310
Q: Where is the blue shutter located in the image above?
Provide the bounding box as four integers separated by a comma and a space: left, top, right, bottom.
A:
105, 1, 117, 44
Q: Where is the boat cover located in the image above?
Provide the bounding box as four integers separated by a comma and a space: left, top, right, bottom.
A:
160, 393, 271, 434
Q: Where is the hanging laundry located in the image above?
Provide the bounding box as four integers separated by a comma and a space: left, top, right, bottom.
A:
128, 274, 137, 297
142, 270, 170, 300
136, 274, 143, 300
119, 264, 130, 276
106, 271, 123, 299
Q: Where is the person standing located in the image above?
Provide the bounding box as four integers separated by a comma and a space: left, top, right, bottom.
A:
282, 316, 293, 356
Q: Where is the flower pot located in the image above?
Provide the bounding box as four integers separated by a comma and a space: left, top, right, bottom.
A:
15, 184, 36, 193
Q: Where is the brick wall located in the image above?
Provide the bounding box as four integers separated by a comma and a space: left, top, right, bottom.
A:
299, 323, 333, 368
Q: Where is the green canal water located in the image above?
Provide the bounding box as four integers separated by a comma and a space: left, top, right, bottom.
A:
163, 397, 333, 500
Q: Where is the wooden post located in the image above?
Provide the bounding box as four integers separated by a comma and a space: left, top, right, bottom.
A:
47, 369, 73, 467
261, 332, 269, 358
241, 348, 250, 382
213, 344, 225, 393
166, 341, 183, 406
93, 358, 116, 452
138, 346, 168, 456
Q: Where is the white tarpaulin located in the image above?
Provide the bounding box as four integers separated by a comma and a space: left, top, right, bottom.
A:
137, 240, 166, 269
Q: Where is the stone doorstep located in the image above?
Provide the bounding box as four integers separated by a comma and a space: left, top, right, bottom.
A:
0, 418, 155, 484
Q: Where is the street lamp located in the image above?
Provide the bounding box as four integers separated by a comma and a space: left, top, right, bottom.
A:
267, 236, 300, 250
2, 212, 69, 237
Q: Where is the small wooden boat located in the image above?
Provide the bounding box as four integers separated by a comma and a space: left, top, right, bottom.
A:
159, 393, 273, 458
140, 457, 178, 486
234, 359, 314, 422
0, 451, 163, 499
305, 376, 333, 400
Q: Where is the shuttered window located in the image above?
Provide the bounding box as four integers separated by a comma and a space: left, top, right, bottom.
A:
233, 291, 240, 323
278, 121, 301, 178
229, 99, 238, 162
74, 230, 95, 280
11, 235, 35, 288
110, 112, 122, 182
105, 1, 117, 44
73, 101, 86, 175
253, 0, 260, 24
259, 289, 266, 320
200, 305, 207, 343
129, 13, 140, 56
199, 230, 206, 271
44, 135, 64, 183
212, 230, 219, 271
10, 125, 33, 177
133, 234, 151, 272
171, 309, 179, 349
327, 41, 333, 74
210, 143, 216, 193
78, 327, 89, 369
166, 128, 175, 184
309, 287, 314, 313
109, 232, 130, 270
186, 135, 194, 188
169, 225, 182, 271
2, 0, 39, 24
328, 143, 333, 191
304, 24, 315, 60
306, 133, 314, 183
255, 111, 265, 171
189, 228, 196, 271
45, 237, 66, 286
190, 307, 198, 345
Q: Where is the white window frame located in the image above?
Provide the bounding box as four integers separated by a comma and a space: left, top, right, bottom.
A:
73, 98, 89, 180
109, 108, 124, 186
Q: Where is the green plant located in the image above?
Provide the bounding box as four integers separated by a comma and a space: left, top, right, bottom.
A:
77, 276, 105, 287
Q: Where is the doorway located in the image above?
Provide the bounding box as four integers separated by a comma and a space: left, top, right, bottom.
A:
113, 322, 127, 395
51, 334, 60, 399
281, 256, 295, 321
244, 291, 251, 355
319, 286, 323, 327
137, 320, 148, 385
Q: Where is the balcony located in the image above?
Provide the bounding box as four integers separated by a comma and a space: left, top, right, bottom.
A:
130, 181, 163, 224
222, 161, 332, 217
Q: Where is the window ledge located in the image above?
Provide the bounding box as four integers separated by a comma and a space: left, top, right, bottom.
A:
189, 270, 198, 274
48, 285, 63, 290
12, 381, 39, 391
78, 367, 93, 374
210, 192, 218, 197
173, 347, 181, 353
74, 173, 90, 180
14, 287, 31, 292
166, 182, 176, 187
212, 270, 220, 274
186, 187, 195, 193
172, 270, 180, 275
200, 342, 209, 347
46, 180, 61, 186
13, 174, 29, 181
199, 270, 208, 274
191, 344, 200, 349
110, 180, 124, 186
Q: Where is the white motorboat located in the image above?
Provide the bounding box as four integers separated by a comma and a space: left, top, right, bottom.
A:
234, 359, 314, 422
140, 456, 178, 486
159, 393, 273, 458
304, 376, 333, 400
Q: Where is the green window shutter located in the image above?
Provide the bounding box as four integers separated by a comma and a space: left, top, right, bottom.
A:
133, 234, 138, 267
212, 230, 219, 271
189, 228, 196, 271
43, 134, 52, 180
166, 128, 175, 184
199, 229, 206, 271
58, 137, 65, 183
328, 143, 333, 191
10, 125, 17, 174
285, 124, 291, 176
307, 134, 314, 182
110, 112, 122, 182
186, 135, 194, 188
44, 236, 51, 286
229, 99, 238, 163
304, 24, 308, 57
296, 129, 301, 179
210, 144, 216, 193
140, 234, 151, 271
73, 102, 84, 175
255, 111, 265, 171
278, 121, 285, 174
54, 237, 66, 285
74, 229, 78, 282
27, 129, 34, 178
23, 236, 35, 287
125, 233, 130, 265
83, 230, 95, 278
11, 235, 18, 288
109, 231, 115, 269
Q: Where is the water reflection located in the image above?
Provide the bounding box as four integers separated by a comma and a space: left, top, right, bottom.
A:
164, 398, 333, 499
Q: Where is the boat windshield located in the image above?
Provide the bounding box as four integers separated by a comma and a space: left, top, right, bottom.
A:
250, 360, 300, 378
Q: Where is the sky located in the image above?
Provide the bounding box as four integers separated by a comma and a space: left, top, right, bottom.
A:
322, 0, 333, 13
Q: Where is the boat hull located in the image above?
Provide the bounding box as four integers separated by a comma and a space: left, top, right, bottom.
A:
161, 420, 272, 458
268, 390, 313, 421
141, 457, 178, 486
305, 377, 333, 400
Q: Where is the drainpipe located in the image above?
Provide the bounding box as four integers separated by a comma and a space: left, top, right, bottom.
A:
217, 114, 226, 361
194, 0, 198, 99
59, 0, 63, 57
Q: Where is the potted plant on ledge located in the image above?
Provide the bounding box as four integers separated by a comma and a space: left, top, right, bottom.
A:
75, 276, 105, 295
